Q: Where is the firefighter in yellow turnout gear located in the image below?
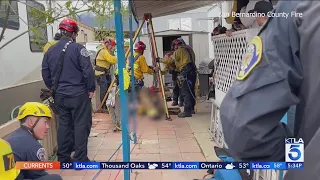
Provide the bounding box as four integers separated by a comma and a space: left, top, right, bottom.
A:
95, 39, 117, 112
158, 39, 196, 118
131, 41, 155, 86
128, 41, 161, 119
43, 33, 61, 54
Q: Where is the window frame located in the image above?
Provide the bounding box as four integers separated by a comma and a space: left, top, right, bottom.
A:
0, 1, 20, 30
26, 0, 48, 53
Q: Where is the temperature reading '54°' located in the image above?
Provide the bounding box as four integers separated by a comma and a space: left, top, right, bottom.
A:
161, 163, 171, 169
239, 162, 249, 169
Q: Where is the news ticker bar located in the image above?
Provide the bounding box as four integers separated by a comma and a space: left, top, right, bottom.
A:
15, 162, 304, 170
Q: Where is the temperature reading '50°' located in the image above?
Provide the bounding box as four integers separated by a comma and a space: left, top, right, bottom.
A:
239, 163, 249, 169
62, 162, 72, 169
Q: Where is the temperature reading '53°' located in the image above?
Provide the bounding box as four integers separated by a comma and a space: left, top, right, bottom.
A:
239, 162, 249, 169
162, 163, 171, 169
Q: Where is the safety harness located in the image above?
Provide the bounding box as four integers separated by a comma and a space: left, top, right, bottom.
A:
94, 48, 111, 75
40, 40, 72, 114
132, 54, 144, 88
176, 46, 196, 87
52, 41, 73, 95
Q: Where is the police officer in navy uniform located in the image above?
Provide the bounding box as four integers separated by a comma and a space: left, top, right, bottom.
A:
5, 102, 62, 180
42, 18, 95, 162
220, 1, 320, 179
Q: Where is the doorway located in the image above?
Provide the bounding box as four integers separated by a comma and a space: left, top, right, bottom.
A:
162, 35, 181, 54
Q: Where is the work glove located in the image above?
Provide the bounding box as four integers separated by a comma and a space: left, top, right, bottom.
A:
153, 66, 159, 72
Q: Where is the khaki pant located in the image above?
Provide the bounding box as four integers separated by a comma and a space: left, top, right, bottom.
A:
106, 87, 121, 130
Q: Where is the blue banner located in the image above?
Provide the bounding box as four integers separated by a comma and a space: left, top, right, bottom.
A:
73, 162, 100, 170
287, 162, 304, 169
250, 162, 287, 170
62, 162, 298, 170
172, 162, 199, 169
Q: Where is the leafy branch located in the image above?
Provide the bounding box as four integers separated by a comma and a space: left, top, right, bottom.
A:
0, 0, 12, 41
0, 0, 129, 50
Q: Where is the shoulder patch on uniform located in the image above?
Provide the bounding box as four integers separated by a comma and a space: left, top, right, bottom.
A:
80, 48, 90, 57
36, 148, 47, 161
236, 36, 262, 80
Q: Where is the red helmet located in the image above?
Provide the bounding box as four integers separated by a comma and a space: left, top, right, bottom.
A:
134, 41, 146, 51
171, 39, 182, 50
104, 39, 116, 46
59, 18, 79, 33
165, 52, 173, 57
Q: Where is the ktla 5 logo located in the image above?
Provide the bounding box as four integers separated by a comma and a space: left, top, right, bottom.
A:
285, 138, 304, 162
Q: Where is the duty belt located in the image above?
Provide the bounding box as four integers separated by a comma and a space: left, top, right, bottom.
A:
95, 66, 110, 74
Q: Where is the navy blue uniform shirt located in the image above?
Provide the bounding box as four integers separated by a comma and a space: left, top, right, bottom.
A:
5, 127, 48, 180
42, 38, 96, 97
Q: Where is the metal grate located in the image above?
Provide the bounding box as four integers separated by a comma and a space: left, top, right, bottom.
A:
212, 31, 248, 93
212, 29, 259, 93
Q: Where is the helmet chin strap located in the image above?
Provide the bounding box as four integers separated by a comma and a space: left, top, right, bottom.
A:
21, 117, 41, 135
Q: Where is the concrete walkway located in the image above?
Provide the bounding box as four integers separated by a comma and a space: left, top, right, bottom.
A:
49, 101, 219, 180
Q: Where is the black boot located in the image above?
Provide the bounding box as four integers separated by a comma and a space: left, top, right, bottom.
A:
178, 112, 192, 118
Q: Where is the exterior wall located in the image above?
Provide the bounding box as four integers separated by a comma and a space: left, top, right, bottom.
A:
192, 33, 210, 66
145, 9, 210, 34
76, 21, 95, 43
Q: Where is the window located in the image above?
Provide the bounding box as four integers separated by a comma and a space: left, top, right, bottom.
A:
180, 18, 191, 31
0, 1, 19, 30
26, 0, 48, 52
168, 18, 180, 30
168, 18, 192, 31
162, 36, 180, 52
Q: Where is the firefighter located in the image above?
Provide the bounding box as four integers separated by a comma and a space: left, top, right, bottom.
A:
177, 37, 196, 64
158, 39, 196, 117
0, 139, 20, 180
177, 37, 196, 110
162, 52, 184, 107
129, 41, 160, 118
42, 18, 95, 162
5, 102, 62, 180
43, 33, 61, 54
219, 1, 320, 179
131, 41, 157, 91
95, 38, 117, 112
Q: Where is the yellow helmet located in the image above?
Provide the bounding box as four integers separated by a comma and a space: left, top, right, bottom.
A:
17, 102, 52, 120
0, 139, 20, 179
124, 41, 130, 47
